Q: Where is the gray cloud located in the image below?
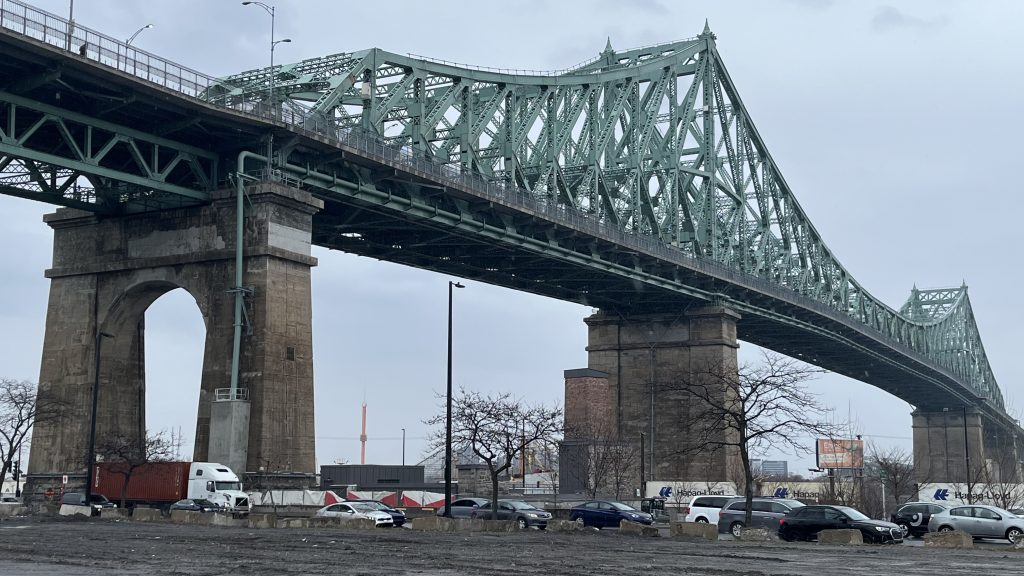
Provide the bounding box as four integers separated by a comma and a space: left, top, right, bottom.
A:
871, 5, 947, 33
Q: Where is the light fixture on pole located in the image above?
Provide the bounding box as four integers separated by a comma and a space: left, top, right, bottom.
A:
242, 1, 290, 175
443, 280, 465, 518
84, 330, 114, 507
126, 24, 153, 45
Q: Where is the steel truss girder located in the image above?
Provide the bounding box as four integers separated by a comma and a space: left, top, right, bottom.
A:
210, 28, 1005, 408
0, 91, 216, 213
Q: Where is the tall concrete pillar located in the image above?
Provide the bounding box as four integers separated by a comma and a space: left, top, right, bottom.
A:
584, 305, 742, 483
911, 409, 985, 483
25, 182, 321, 498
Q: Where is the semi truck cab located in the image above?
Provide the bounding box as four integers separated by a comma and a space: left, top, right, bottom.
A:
187, 463, 249, 513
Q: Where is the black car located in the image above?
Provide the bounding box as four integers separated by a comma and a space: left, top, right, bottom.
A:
889, 502, 950, 537
350, 499, 406, 527
61, 492, 117, 514
778, 505, 903, 544
170, 499, 222, 512
435, 497, 489, 518
569, 500, 654, 528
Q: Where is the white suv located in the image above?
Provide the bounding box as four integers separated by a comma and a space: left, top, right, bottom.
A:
683, 495, 733, 524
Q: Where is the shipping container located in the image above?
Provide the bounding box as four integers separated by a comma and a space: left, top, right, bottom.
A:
93, 461, 191, 504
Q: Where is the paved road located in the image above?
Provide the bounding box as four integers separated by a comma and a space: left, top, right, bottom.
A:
1, 516, 1022, 575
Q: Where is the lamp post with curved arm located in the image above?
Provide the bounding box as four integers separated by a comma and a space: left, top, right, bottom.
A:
126, 24, 152, 45
242, 1, 290, 176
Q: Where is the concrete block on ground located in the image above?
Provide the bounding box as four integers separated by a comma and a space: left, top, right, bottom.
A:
620, 520, 660, 537
411, 516, 456, 532
338, 518, 377, 530
131, 508, 164, 522
58, 504, 92, 517
546, 519, 581, 532
737, 527, 774, 542
670, 522, 718, 541
818, 529, 863, 545
279, 518, 309, 528
924, 530, 974, 549
100, 509, 128, 520
307, 517, 343, 528
171, 510, 212, 525
210, 513, 246, 528
247, 513, 278, 529
0, 504, 29, 518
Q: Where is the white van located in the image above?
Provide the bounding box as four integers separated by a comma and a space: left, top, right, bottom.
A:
683, 495, 733, 524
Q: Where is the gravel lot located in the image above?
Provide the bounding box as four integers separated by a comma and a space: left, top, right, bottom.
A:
1, 515, 1022, 575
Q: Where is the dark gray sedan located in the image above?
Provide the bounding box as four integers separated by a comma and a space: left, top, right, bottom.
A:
470, 499, 552, 529
435, 497, 489, 518
928, 504, 1024, 542
717, 497, 805, 537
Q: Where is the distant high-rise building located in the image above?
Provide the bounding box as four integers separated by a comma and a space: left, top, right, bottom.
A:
761, 460, 788, 477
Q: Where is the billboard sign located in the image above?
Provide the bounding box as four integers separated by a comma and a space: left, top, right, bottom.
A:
816, 438, 864, 469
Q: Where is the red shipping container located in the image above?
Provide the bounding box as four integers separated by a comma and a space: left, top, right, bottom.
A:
93, 461, 191, 504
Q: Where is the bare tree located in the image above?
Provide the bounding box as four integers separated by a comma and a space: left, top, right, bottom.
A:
427, 389, 561, 520
868, 445, 917, 515
0, 378, 66, 485
567, 419, 639, 500
664, 351, 834, 527
96, 430, 174, 508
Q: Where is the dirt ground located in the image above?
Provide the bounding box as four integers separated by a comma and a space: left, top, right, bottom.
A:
1, 515, 1022, 576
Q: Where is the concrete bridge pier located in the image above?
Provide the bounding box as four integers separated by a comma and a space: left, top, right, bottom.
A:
25, 182, 321, 500
912, 409, 983, 484
579, 306, 743, 485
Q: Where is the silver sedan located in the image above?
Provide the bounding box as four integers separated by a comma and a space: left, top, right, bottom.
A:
928, 504, 1024, 542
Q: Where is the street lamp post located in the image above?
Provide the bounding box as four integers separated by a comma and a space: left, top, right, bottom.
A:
401, 428, 406, 466
242, 1, 290, 176
84, 331, 114, 506
443, 280, 465, 518
126, 24, 153, 45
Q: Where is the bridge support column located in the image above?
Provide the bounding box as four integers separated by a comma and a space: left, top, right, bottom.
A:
25, 182, 321, 501
583, 306, 742, 484
912, 408, 985, 484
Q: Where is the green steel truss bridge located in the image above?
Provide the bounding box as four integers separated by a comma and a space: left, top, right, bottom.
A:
0, 1, 1013, 431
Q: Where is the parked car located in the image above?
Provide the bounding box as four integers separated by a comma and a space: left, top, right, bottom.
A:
61, 492, 117, 513
928, 504, 1024, 543
683, 495, 733, 524
1, 495, 22, 504
435, 497, 489, 518
569, 500, 653, 528
778, 505, 903, 544
315, 502, 393, 526
469, 499, 552, 529
170, 498, 222, 512
889, 502, 950, 537
349, 499, 406, 527
717, 497, 805, 537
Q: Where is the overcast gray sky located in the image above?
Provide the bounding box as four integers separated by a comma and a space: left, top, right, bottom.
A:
2, 0, 1022, 477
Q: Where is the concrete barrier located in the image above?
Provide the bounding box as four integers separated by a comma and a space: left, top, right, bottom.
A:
670, 522, 718, 541
210, 513, 247, 528
131, 508, 164, 522
411, 516, 457, 532
736, 527, 774, 542
58, 504, 92, 517
170, 510, 214, 525
924, 530, 974, 549
100, 509, 128, 520
247, 513, 278, 529
546, 519, 582, 533
818, 529, 863, 545
307, 517, 343, 529
279, 518, 309, 529
0, 504, 29, 518
338, 518, 378, 531
620, 520, 660, 537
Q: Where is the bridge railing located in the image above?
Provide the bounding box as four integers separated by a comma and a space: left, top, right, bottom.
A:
0, 0, 995, 409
